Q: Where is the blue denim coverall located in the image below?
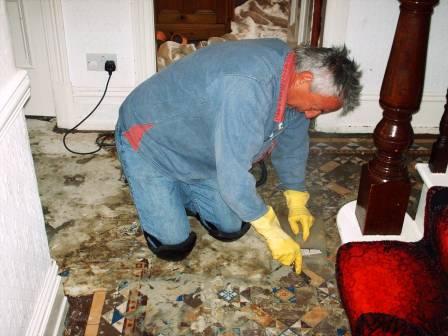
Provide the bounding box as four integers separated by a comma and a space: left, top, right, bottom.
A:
115, 38, 310, 245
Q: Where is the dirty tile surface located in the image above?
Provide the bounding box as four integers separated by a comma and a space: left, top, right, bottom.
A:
27, 118, 433, 335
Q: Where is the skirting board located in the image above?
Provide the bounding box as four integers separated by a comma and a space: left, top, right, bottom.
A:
26, 260, 68, 336
62, 89, 446, 132
315, 93, 445, 134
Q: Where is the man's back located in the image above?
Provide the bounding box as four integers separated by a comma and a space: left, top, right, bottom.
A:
115, 38, 290, 183
118, 39, 289, 128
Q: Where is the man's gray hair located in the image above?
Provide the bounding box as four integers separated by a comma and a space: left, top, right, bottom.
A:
294, 45, 362, 114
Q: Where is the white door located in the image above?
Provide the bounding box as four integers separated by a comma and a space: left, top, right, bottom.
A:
6, 0, 56, 116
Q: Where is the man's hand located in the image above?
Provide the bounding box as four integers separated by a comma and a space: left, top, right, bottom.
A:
283, 190, 314, 241
251, 206, 302, 274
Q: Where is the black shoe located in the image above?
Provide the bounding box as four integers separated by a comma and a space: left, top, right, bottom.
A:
143, 231, 197, 261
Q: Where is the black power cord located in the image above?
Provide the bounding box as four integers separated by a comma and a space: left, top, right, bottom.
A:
63, 60, 116, 155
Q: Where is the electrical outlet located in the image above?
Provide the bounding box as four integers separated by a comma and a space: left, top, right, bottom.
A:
86, 53, 117, 71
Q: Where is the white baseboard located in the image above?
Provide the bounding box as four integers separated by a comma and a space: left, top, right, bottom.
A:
54, 85, 130, 130
315, 93, 446, 134
63, 90, 447, 132
26, 260, 68, 336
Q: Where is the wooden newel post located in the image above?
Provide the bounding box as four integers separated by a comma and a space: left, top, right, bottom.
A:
428, 89, 448, 173
355, 0, 438, 235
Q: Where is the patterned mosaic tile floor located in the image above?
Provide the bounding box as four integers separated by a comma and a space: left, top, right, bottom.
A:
27, 118, 435, 336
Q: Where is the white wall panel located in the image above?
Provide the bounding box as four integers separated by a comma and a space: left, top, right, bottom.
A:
1, 2, 63, 333
0, 70, 53, 335
318, 0, 448, 133
0, 0, 17, 88
57, 0, 138, 130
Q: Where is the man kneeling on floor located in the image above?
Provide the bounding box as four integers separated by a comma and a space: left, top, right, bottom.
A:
115, 38, 362, 273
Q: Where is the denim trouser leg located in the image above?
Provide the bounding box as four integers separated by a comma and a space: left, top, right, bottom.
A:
116, 131, 243, 245
116, 133, 191, 245
180, 180, 243, 233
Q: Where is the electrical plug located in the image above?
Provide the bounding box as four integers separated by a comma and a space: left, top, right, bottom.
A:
105, 60, 116, 75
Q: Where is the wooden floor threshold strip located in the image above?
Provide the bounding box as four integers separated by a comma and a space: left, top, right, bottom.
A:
84, 289, 107, 336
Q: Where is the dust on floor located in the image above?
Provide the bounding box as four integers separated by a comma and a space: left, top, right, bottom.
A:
28, 118, 431, 335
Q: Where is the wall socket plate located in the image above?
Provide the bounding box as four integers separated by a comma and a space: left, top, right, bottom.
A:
86, 53, 117, 71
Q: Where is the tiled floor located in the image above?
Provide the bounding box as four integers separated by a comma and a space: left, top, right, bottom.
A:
27, 118, 433, 336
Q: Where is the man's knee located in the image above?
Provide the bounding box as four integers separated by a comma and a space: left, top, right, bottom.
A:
143, 231, 197, 261
204, 220, 251, 242
190, 210, 250, 242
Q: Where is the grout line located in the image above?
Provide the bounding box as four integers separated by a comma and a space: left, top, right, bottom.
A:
84, 289, 107, 336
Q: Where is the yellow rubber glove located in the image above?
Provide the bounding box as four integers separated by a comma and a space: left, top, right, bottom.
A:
283, 190, 314, 241
251, 206, 302, 274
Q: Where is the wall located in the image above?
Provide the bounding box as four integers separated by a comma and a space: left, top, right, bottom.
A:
0, 73, 49, 335
317, 0, 448, 133
0, 2, 43, 330
57, 0, 446, 132
0, 1, 65, 333
59, 0, 137, 130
